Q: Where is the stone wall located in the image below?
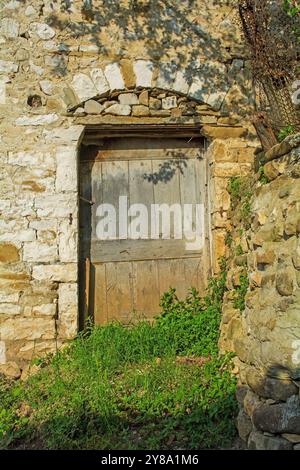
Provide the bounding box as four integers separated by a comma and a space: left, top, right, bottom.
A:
0, 0, 257, 373
220, 134, 300, 450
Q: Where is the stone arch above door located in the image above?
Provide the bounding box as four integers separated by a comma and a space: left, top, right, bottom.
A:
60, 59, 233, 113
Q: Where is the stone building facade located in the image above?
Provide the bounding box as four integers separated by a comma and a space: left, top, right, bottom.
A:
0, 0, 257, 368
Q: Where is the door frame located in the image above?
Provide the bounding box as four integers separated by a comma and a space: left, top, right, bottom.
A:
79, 124, 212, 328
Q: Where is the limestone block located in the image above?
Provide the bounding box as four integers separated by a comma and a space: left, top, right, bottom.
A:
156, 64, 176, 90
0, 243, 19, 263
84, 100, 104, 114
32, 303, 57, 317
30, 61, 44, 76
39, 80, 53, 95
0, 293, 19, 303
104, 104, 131, 116
0, 59, 18, 73
246, 367, 298, 402
29, 23, 56, 40
58, 220, 77, 263
58, 283, 78, 339
8, 150, 55, 169
55, 146, 77, 192
104, 63, 125, 91
0, 18, 19, 38
0, 341, 5, 364
0, 303, 21, 315
25, 5, 37, 16
118, 93, 138, 105
276, 270, 295, 296
162, 96, 177, 110
0, 317, 56, 341
90, 68, 110, 95
138, 90, 149, 106
0, 76, 9, 105
172, 70, 189, 95
120, 59, 136, 89
131, 105, 149, 116
43, 125, 84, 145
35, 194, 77, 218
0, 361, 21, 379
149, 97, 161, 110
32, 264, 77, 282
23, 242, 58, 263
71, 73, 97, 102
133, 60, 153, 88
15, 114, 58, 126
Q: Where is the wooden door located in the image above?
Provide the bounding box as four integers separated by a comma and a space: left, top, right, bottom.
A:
80, 137, 210, 324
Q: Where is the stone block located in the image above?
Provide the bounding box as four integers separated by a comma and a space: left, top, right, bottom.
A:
0, 361, 21, 379
131, 105, 149, 116
104, 63, 125, 91
90, 68, 110, 95
58, 220, 77, 263
58, 283, 78, 339
104, 104, 131, 116
71, 73, 97, 102
84, 100, 104, 114
253, 396, 300, 434
237, 409, 252, 442
118, 93, 138, 105
23, 241, 58, 262
0, 243, 19, 263
55, 146, 77, 192
0, 18, 19, 38
0, 317, 56, 341
120, 59, 136, 89
133, 60, 153, 88
32, 264, 77, 282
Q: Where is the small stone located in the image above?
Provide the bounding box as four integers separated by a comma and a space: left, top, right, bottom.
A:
237, 409, 252, 442
104, 103, 131, 116
15, 48, 29, 61
39, 80, 53, 95
162, 96, 177, 109
84, 99, 103, 114
0, 361, 21, 380
25, 5, 37, 16
149, 97, 161, 110
30, 62, 44, 76
131, 105, 150, 116
139, 90, 149, 106
294, 444, 300, 450
248, 431, 293, 450
118, 93, 138, 105
29, 23, 56, 40
171, 107, 182, 118
282, 433, 300, 443
74, 107, 85, 116
0, 59, 18, 73
276, 271, 294, 296
0, 18, 19, 38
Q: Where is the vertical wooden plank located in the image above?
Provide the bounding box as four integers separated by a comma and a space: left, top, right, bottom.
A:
105, 262, 134, 323
128, 159, 154, 239
132, 260, 160, 319
152, 159, 181, 240
93, 263, 108, 325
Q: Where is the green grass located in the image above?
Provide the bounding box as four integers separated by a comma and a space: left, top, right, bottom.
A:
0, 270, 238, 450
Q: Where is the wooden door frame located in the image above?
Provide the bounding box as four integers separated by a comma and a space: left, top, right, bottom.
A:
79, 123, 212, 327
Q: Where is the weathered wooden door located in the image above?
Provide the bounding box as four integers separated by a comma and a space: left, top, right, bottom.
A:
80, 137, 210, 324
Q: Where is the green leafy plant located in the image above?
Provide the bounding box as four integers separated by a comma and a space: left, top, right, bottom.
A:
278, 124, 295, 141
258, 165, 269, 185
233, 273, 249, 312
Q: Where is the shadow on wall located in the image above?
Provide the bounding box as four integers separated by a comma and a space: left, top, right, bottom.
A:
39, 0, 252, 115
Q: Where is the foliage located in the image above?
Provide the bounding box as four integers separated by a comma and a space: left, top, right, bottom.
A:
233, 273, 249, 312
258, 165, 269, 185
283, 0, 300, 18
0, 266, 237, 450
278, 124, 295, 142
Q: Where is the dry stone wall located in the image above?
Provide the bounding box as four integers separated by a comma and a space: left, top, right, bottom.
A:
220, 134, 300, 450
0, 0, 257, 375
